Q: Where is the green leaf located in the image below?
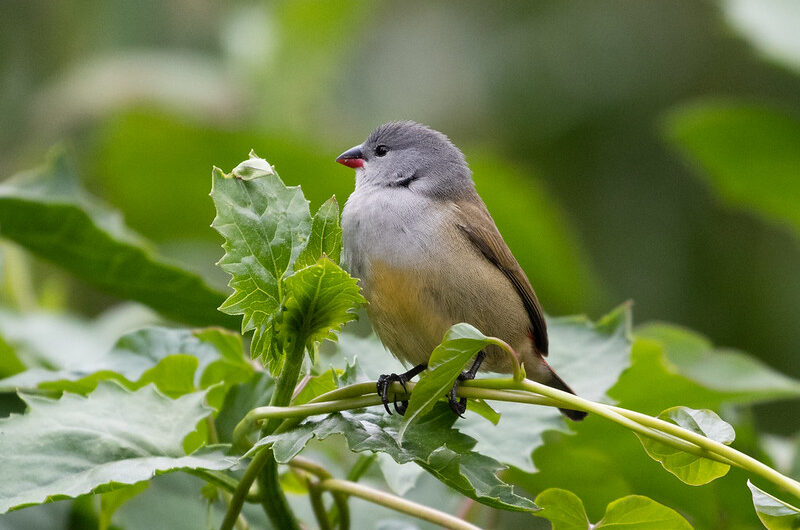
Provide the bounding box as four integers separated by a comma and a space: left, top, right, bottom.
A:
596, 495, 692, 529
534, 489, 692, 530
400, 323, 496, 441
665, 102, 800, 237
533, 488, 590, 529
459, 304, 633, 473
0, 149, 236, 329
210, 152, 312, 363
635, 323, 800, 404
279, 256, 364, 362
293, 367, 341, 405
296, 197, 342, 268
99, 482, 149, 530
0, 382, 236, 514
637, 406, 735, 485
748, 480, 800, 530
256, 402, 538, 512
0, 327, 253, 401
0, 334, 25, 379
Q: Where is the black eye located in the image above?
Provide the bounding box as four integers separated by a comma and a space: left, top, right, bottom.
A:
375, 145, 389, 157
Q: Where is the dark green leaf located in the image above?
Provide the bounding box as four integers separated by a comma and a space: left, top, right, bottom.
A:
748, 480, 800, 530
665, 103, 800, 236
533, 488, 590, 529
637, 406, 734, 485
295, 197, 342, 268
0, 149, 236, 328
255, 403, 538, 512
0, 382, 236, 514
210, 152, 312, 363
279, 256, 364, 362
400, 323, 495, 441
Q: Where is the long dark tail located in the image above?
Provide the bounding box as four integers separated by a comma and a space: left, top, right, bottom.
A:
544, 369, 587, 421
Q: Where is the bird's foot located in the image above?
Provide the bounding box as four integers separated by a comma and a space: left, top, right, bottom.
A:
448, 374, 469, 417
447, 351, 486, 417
376, 363, 426, 416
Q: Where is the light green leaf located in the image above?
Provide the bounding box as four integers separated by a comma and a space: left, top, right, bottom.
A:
459, 304, 633, 473
279, 256, 365, 361
0, 334, 25, 379
0, 327, 253, 401
296, 197, 342, 268
0, 149, 236, 329
665, 102, 800, 237
256, 402, 538, 512
533, 488, 590, 529
635, 323, 800, 403
400, 323, 496, 441
748, 480, 800, 530
596, 495, 692, 529
534, 489, 692, 530
0, 382, 236, 514
293, 367, 341, 405
637, 406, 735, 485
99, 482, 149, 530
210, 152, 312, 363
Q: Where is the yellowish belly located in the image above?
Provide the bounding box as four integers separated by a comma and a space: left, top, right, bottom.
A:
365, 261, 449, 366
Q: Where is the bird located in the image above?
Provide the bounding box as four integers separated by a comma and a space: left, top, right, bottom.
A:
336, 121, 586, 421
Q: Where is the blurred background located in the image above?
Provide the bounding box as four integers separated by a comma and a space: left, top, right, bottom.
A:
1, 0, 799, 525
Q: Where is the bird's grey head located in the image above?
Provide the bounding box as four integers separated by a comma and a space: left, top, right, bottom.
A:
336, 121, 473, 200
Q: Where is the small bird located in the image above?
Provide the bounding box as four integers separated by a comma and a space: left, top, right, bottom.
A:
337, 121, 586, 421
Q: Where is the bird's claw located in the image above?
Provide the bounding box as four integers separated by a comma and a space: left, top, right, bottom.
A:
376, 373, 409, 416
448, 376, 468, 417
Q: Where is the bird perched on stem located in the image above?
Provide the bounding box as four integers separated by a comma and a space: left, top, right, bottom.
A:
337, 121, 585, 421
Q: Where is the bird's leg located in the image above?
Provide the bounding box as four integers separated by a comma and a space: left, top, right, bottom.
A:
448, 351, 486, 417
376, 363, 427, 416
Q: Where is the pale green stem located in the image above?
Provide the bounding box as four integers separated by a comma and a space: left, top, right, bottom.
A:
234, 382, 731, 466
313, 477, 481, 530
290, 458, 479, 530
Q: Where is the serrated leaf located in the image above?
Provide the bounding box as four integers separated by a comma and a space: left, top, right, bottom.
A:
748, 480, 800, 530
210, 152, 313, 362
0, 327, 253, 401
637, 406, 735, 485
280, 256, 365, 361
296, 197, 342, 268
255, 403, 537, 512
534, 489, 692, 530
0, 382, 236, 514
533, 488, 590, 529
400, 323, 495, 441
0, 149, 236, 329
596, 495, 692, 529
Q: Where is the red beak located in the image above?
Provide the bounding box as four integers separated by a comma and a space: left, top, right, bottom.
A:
336, 145, 364, 168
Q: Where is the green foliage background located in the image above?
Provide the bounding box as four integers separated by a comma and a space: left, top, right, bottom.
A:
1, 1, 800, 529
